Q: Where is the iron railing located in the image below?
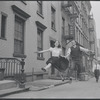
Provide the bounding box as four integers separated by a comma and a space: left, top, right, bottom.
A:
0, 58, 22, 78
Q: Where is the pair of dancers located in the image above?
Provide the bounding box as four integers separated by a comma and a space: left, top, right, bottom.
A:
35, 40, 94, 81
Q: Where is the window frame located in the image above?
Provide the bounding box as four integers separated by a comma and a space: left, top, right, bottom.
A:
51, 6, 56, 31
13, 15, 25, 58
37, 1, 44, 18
11, 5, 30, 58
20, 0, 27, 5
62, 17, 65, 35
0, 12, 7, 40
37, 28, 44, 60
35, 21, 47, 60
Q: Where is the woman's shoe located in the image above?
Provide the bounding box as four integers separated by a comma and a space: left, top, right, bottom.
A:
62, 78, 65, 81
41, 68, 46, 72
61, 75, 65, 81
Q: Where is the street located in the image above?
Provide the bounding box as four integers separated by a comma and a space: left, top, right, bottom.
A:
2, 77, 100, 99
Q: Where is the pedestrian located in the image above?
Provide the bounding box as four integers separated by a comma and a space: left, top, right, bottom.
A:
94, 62, 100, 83
35, 40, 69, 81
65, 40, 94, 81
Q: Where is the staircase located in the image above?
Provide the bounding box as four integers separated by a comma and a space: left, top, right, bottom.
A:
0, 57, 25, 90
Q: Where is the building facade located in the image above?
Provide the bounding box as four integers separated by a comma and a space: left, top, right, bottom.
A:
0, 1, 97, 81
62, 1, 97, 73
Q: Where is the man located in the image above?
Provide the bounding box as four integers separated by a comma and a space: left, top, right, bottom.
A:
94, 62, 100, 82
65, 40, 94, 80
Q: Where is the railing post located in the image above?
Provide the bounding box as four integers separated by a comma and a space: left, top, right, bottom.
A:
32, 67, 34, 81
19, 58, 25, 88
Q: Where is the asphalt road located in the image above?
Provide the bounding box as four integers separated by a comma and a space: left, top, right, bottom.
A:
3, 77, 100, 99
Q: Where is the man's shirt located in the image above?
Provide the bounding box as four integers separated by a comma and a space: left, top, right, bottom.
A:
66, 46, 90, 59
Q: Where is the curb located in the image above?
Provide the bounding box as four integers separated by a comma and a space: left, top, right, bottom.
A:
0, 80, 72, 97
29, 80, 71, 91
0, 87, 30, 97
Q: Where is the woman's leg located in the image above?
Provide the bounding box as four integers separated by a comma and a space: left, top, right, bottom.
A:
41, 63, 52, 72
59, 71, 65, 81
44, 63, 52, 69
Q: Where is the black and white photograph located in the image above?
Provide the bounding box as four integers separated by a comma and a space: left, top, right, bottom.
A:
0, 0, 100, 99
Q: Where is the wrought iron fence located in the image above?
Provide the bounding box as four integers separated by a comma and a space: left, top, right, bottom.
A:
0, 58, 22, 78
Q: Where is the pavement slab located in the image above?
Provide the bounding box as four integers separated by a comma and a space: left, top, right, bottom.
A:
0, 87, 29, 97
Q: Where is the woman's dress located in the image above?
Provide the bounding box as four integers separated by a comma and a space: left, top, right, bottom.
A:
46, 56, 69, 72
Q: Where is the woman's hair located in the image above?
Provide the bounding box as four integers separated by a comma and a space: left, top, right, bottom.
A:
55, 40, 61, 48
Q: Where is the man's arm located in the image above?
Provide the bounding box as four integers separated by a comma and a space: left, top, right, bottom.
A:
65, 48, 71, 58
80, 46, 89, 53
80, 46, 94, 54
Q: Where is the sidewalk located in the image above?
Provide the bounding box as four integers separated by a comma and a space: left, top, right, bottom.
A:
0, 79, 72, 97
28, 79, 72, 91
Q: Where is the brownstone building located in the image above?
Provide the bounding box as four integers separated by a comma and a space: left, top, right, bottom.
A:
0, 1, 97, 81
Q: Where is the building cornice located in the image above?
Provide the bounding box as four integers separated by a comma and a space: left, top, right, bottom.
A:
11, 5, 30, 19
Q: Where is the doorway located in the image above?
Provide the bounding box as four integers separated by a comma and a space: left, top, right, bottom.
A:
50, 40, 55, 74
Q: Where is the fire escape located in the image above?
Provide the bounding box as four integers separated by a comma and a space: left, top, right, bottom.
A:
89, 15, 95, 44
89, 15, 95, 53
61, 1, 78, 42
88, 14, 95, 73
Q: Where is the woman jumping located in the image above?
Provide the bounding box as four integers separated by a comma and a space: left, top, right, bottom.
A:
35, 40, 69, 81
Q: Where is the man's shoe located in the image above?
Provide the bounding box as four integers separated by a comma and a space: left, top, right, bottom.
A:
41, 68, 46, 72
69, 78, 72, 83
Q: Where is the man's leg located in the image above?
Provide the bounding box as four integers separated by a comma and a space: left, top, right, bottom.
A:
96, 75, 99, 82
67, 60, 75, 81
96, 76, 98, 82
76, 61, 82, 80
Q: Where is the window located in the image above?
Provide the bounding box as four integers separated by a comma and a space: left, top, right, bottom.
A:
21, 1, 27, 5
50, 39, 55, 74
35, 21, 47, 60
76, 17, 78, 23
76, 27, 78, 42
12, 5, 30, 58
51, 6, 56, 30
77, 29, 79, 43
68, 24, 71, 35
79, 31, 81, 44
14, 15, 24, 55
81, 34, 83, 45
37, 1, 43, 15
37, 29, 43, 58
1, 13, 7, 39
62, 17, 65, 35
62, 47, 66, 56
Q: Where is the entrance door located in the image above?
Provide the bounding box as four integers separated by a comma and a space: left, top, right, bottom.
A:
50, 40, 55, 74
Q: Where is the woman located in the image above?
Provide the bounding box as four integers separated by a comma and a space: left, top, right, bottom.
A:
35, 40, 69, 81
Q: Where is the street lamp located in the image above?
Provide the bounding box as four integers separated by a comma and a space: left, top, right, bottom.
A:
19, 58, 26, 88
